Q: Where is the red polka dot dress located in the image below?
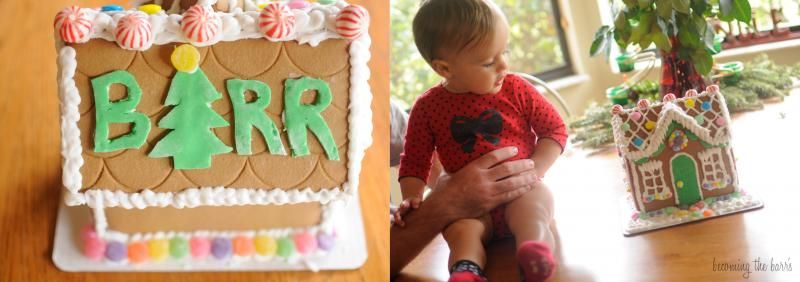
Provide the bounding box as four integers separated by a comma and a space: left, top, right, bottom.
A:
398, 74, 568, 238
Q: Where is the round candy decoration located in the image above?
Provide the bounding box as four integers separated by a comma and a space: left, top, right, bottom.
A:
662, 93, 676, 102
316, 232, 335, 251
293, 232, 317, 254
636, 99, 650, 110
259, 2, 296, 41
629, 111, 642, 122
139, 4, 162, 15
335, 5, 369, 40
105, 241, 128, 262
54, 6, 94, 43
115, 12, 154, 50
610, 104, 623, 115
668, 130, 688, 152
190, 236, 211, 258
706, 84, 720, 93
101, 5, 124, 12
287, 0, 311, 9
685, 89, 698, 97
211, 237, 232, 259
181, 5, 222, 44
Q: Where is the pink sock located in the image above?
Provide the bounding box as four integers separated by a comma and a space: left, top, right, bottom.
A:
516, 241, 556, 282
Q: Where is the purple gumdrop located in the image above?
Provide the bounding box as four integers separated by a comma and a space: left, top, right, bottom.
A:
105, 241, 127, 262
317, 233, 335, 251
211, 237, 232, 259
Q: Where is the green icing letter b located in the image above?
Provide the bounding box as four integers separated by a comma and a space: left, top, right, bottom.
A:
91, 70, 151, 153
284, 77, 339, 161
227, 79, 286, 155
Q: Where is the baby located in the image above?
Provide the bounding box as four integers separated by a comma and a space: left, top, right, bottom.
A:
396, 0, 568, 281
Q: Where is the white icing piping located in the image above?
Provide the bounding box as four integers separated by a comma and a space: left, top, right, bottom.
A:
80, 187, 343, 209
56, 46, 85, 206
343, 29, 372, 199
79, 1, 350, 49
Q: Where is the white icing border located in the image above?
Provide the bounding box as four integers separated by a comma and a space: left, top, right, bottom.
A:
56, 2, 371, 209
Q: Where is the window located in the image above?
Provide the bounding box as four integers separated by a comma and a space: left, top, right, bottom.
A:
698, 148, 731, 190
719, 0, 800, 35
639, 160, 671, 203
390, 0, 574, 106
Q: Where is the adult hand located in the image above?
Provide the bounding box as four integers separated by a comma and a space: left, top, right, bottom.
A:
428, 146, 539, 221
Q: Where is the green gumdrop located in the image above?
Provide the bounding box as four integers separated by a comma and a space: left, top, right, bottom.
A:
169, 237, 189, 259
695, 115, 705, 125
277, 237, 295, 258
284, 77, 339, 161
227, 79, 286, 155
149, 69, 232, 169
92, 70, 151, 153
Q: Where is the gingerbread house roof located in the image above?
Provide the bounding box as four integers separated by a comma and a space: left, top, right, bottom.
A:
611, 86, 732, 161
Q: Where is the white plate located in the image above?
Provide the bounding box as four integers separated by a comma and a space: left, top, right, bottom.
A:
620, 190, 763, 236
52, 194, 367, 272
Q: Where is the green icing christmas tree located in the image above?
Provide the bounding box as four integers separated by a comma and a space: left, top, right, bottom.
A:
149, 44, 232, 169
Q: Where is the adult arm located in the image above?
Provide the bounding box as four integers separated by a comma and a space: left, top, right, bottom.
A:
390, 147, 539, 276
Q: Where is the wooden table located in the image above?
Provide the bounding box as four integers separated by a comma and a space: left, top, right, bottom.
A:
397, 88, 800, 281
0, 1, 389, 281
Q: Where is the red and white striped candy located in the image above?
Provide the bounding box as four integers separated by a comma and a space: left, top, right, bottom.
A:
637, 99, 650, 110
181, 5, 221, 44
685, 89, 698, 97
258, 2, 296, 41
706, 84, 720, 93
662, 93, 676, 102
335, 5, 368, 40
54, 6, 93, 43
610, 104, 623, 115
115, 13, 153, 50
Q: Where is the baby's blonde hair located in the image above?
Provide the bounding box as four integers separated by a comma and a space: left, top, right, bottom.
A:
412, 0, 502, 64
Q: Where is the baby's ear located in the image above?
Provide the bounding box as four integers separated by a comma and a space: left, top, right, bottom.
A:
431, 59, 452, 78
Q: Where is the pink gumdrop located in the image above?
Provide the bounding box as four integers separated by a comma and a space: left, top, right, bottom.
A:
715, 117, 726, 126
81, 224, 98, 241
84, 236, 106, 261
293, 232, 317, 254
630, 111, 642, 121
190, 237, 211, 258
610, 104, 623, 115
287, 0, 310, 9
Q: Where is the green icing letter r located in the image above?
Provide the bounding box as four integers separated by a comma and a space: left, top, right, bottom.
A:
284, 77, 339, 161
227, 79, 286, 155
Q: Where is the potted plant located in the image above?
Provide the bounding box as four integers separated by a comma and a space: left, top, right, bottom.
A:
591, 0, 752, 97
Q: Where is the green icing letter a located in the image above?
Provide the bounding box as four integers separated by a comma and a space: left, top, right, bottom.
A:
284, 77, 339, 161
91, 70, 151, 153
227, 79, 286, 155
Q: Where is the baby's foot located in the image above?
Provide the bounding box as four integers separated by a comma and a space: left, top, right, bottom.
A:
448, 260, 488, 282
517, 241, 555, 282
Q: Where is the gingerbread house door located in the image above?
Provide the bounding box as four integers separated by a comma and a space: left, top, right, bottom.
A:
671, 154, 701, 206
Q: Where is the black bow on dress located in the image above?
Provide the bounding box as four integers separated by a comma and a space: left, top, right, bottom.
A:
450, 109, 503, 153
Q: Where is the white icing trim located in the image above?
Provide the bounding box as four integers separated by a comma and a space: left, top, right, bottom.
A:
638, 160, 671, 204
57, 1, 372, 209
628, 159, 645, 211
75, 1, 352, 48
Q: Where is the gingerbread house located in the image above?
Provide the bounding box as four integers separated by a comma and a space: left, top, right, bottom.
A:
611, 85, 738, 213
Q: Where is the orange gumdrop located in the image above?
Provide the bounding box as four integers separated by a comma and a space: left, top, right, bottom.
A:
128, 241, 149, 263
233, 236, 254, 256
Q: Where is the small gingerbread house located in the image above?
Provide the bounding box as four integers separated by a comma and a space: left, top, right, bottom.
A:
611, 85, 739, 213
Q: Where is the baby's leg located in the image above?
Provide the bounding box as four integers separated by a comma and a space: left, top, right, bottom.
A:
442, 215, 492, 280
506, 181, 556, 281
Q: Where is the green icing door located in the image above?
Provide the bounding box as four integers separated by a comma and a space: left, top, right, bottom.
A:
671, 154, 701, 205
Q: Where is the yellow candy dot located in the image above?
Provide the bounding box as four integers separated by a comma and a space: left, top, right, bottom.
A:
138, 4, 162, 15
258, 3, 269, 9
644, 121, 656, 130
171, 44, 201, 73
255, 235, 277, 256
676, 181, 684, 188
148, 239, 169, 261
685, 99, 695, 108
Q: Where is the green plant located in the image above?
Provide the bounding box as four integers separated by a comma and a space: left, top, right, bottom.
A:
590, 0, 752, 75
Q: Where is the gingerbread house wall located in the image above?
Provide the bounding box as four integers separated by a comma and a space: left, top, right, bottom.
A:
629, 131, 738, 212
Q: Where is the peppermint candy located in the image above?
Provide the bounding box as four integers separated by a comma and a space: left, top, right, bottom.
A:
54, 6, 93, 43
258, 2, 296, 41
115, 13, 154, 50
181, 5, 222, 44
335, 5, 368, 40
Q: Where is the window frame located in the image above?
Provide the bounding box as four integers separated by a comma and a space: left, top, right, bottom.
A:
530, 0, 575, 81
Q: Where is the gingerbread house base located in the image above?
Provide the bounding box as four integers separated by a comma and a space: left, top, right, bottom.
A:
52, 193, 367, 271
620, 189, 762, 236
